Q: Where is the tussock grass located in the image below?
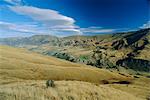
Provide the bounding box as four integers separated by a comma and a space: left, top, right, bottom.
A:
109, 77, 150, 99
0, 45, 149, 100
0, 81, 143, 100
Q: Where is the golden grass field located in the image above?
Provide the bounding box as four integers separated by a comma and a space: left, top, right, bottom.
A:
0, 45, 129, 83
0, 81, 143, 100
0, 45, 150, 100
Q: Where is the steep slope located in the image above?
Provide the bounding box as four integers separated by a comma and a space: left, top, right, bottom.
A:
112, 28, 150, 50
112, 28, 150, 72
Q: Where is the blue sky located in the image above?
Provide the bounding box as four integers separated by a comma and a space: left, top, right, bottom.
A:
0, 0, 150, 37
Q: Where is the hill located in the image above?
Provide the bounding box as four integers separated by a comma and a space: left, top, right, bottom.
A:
0, 45, 150, 100
0, 35, 59, 46
0, 28, 150, 72
0, 45, 129, 83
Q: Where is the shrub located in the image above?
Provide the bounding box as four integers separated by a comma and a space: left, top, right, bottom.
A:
133, 76, 140, 78
101, 80, 109, 84
146, 96, 150, 100
46, 80, 55, 88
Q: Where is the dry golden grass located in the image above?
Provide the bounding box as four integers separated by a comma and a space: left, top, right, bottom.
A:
0, 80, 143, 100
0, 45, 149, 100
109, 77, 150, 99
0, 45, 130, 84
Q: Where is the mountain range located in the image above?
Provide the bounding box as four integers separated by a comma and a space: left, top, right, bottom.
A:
0, 28, 150, 72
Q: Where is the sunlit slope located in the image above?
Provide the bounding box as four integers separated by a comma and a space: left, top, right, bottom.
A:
0, 45, 129, 83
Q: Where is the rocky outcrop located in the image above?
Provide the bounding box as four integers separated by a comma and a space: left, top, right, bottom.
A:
112, 39, 128, 50
112, 28, 150, 50
116, 58, 150, 72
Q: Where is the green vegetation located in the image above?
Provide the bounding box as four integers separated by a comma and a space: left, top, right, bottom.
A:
79, 55, 89, 60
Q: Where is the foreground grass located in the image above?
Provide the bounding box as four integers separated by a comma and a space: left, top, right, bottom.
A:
109, 77, 150, 100
0, 45, 149, 100
0, 81, 143, 100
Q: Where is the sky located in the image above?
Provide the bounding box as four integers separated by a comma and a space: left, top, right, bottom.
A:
0, 0, 150, 38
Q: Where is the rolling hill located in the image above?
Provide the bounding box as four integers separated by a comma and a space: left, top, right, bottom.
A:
0, 45, 129, 83
0, 45, 150, 100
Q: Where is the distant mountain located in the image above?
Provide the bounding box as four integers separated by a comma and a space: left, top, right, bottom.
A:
0, 35, 59, 46
0, 28, 150, 72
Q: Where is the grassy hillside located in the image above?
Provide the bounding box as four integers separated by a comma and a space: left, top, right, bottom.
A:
0, 45, 150, 100
1, 28, 149, 72
0, 45, 129, 84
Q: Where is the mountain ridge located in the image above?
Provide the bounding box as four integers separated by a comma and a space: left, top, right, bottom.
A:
0, 28, 150, 72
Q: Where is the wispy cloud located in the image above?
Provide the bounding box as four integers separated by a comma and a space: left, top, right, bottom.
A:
3, 0, 23, 5
1, 1, 120, 37
0, 20, 82, 38
0, 21, 48, 34
140, 21, 150, 29
80, 27, 117, 34
7, 6, 82, 36
9, 6, 75, 26
2, 0, 82, 36
0, 21, 38, 38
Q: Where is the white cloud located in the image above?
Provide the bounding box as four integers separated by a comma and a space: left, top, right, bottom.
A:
9, 6, 75, 26
0, 21, 82, 37
3, 0, 23, 5
8, 6, 82, 35
0, 21, 50, 34
80, 27, 116, 33
140, 21, 150, 29
0, 21, 116, 37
